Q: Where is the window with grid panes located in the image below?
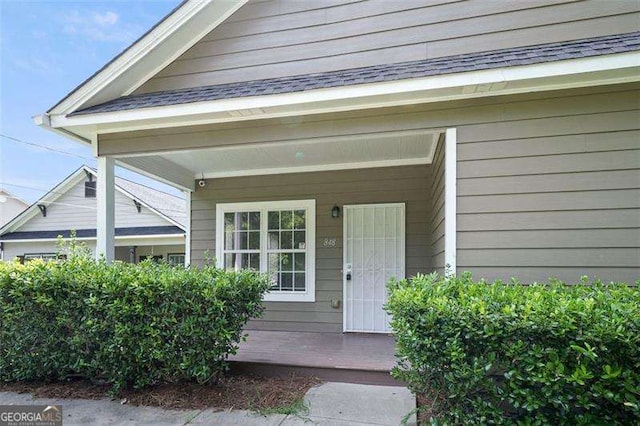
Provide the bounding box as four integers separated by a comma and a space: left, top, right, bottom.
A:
216, 200, 315, 302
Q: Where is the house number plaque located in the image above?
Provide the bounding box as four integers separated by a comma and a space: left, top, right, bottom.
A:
322, 238, 337, 247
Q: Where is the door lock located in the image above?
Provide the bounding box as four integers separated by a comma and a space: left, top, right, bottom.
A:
345, 263, 352, 281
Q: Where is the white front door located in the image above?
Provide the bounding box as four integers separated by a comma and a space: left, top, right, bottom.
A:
343, 203, 405, 333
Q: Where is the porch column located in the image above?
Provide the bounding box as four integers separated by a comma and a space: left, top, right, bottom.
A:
96, 156, 115, 262
184, 190, 192, 266
444, 128, 457, 276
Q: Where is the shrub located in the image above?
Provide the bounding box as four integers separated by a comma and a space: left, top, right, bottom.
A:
386, 272, 640, 425
0, 244, 270, 393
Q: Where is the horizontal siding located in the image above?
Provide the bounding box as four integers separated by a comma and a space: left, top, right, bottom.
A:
428, 135, 446, 274
459, 169, 640, 196
458, 248, 639, 268
18, 180, 173, 232
455, 267, 639, 284
191, 165, 433, 332
246, 319, 343, 333
459, 229, 640, 249
456, 90, 640, 284
457, 130, 640, 161
458, 209, 640, 231
137, 0, 640, 92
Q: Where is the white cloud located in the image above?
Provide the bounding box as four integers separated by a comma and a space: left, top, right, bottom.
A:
13, 56, 60, 74
59, 9, 139, 43
93, 11, 119, 26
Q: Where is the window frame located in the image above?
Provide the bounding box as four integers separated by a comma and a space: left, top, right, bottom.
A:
24, 253, 58, 261
167, 253, 186, 266
216, 199, 316, 302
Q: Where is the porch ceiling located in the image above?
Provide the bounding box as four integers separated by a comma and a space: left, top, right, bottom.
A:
120, 129, 440, 181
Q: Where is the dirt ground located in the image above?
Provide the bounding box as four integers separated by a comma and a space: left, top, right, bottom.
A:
0, 374, 321, 412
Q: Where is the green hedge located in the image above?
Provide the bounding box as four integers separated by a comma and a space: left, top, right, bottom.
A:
386, 272, 640, 425
0, 246, 270, 392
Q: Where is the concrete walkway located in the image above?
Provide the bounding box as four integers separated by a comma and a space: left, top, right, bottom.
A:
0, 382, 416, 426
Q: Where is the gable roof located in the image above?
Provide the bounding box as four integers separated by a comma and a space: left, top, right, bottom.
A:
0, 166, 186, 237
71, 31, 640, 116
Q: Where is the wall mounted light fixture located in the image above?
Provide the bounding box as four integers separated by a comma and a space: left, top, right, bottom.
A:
331, 205, 340, 218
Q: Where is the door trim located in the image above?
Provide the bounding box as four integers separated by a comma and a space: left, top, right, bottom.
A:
342, 203, 406, 333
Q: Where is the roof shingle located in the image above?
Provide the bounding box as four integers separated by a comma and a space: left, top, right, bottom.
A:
71, 32, 640, 116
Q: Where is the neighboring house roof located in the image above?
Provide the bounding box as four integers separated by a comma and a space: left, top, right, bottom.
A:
0, 189, 29, 207
0, 166, 186, 239
0, 189, 30, 227
0, 226, 183, 241
112, 173, 186, 227
71, 31, 640, 116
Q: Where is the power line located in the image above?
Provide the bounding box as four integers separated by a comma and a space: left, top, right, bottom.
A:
0, 133, 94, 161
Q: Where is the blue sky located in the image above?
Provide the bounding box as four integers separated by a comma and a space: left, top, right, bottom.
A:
0, 0, 182, 204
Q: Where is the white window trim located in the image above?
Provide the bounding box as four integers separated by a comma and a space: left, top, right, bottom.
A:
216, 199, 316, 302
167, 253, 186, 266
24, 253, 58, 261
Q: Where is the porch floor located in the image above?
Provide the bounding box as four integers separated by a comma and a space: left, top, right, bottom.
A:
228, 330, 399, 385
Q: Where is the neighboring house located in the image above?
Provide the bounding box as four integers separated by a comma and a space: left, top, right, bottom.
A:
34, 1, 639, 334
0, 166, 186, 264
0, 189, 29, 228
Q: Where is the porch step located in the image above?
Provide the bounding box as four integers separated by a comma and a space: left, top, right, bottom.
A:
228, 330, 402, 386
229, 360, 400, 386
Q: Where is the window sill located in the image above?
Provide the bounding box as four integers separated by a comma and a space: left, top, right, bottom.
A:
263, 291, 315, 302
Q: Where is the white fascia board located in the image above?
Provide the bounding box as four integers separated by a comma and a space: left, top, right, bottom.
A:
50, 51, 640, 132
47, 0, 247, 116
184, 191, 191, 266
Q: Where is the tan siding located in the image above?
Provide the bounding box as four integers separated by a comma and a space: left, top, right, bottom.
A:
427, 135, 446, 274
458, 210, 640, 231
453, 267, 639, 284
459, 229, 640, 249
108, 85, 640, 327
455, 92, 640, 285
459, 169, 640, 195
191, 165, 432, 332
137, 0, 640, 92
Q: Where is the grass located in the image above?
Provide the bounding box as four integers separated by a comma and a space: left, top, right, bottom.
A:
257, 397, 309, 416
